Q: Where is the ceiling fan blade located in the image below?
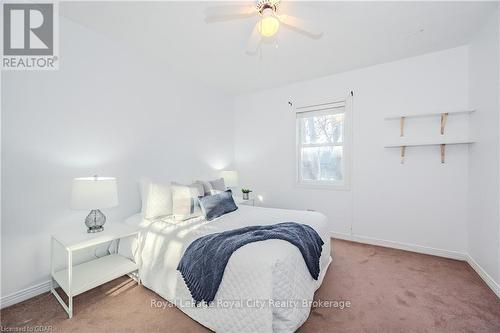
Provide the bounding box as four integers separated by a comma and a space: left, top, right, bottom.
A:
277, 14, 323, 40
204, 5, 257, 23
245, 22, 262, 56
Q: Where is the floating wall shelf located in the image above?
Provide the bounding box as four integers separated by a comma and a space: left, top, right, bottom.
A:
384, 109, 475, 120
384, 109, 475, 164
384, 139, 475, 148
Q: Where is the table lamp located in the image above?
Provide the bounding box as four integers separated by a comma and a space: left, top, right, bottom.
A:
221, 170, 239, 190
71, 175, 118, 233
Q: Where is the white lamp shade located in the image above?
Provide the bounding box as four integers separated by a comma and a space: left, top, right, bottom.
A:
71, 177, 118, 210
221, 170, 239, 188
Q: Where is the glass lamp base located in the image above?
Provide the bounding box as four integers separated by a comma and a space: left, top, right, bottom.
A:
85, 209, 106, 233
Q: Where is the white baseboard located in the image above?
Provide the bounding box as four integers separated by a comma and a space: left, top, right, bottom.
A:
466, 255, 500, 298
0, 280, 51, 309
331, 232, 467, 260
331, 232, 499, 298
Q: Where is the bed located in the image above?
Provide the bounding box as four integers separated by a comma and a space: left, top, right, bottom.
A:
119, 204, 332, 333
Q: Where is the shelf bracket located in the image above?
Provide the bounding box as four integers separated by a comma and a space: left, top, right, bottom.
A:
440, 113, 448, 135
400, 116, 405, 137
400, 146, 406, 164
440, 144, 446, 164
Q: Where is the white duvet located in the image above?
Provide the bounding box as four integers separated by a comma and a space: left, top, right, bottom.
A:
120, 205, 332, 333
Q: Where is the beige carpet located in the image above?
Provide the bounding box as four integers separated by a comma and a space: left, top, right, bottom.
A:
1, 239, 499, 332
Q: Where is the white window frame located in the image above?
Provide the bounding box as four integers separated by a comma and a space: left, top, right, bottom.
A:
295, 97, 352, 190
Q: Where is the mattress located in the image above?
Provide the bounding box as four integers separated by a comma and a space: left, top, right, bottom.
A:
119, 205, 332, 333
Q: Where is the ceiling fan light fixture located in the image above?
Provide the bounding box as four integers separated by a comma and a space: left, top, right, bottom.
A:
258, 8, 280, 37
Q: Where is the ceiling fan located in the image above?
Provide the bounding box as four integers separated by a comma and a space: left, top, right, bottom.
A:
204, 0, 323, 55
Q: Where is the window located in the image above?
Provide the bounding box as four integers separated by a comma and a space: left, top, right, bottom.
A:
296, 100, 350, 189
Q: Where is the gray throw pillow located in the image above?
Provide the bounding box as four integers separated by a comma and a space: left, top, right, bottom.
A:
199, 190, 238, 221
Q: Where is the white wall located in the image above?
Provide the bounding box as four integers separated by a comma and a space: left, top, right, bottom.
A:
468, 7, 500, 286
1, 18, 234, 298
234, 47, 470, 255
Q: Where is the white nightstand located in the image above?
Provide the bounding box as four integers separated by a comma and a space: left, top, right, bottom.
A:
234, 196, 255, 206
50, 223, 140, 318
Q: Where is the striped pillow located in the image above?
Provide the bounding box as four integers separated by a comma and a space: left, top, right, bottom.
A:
195, 178, 226, 196
171, 183, 203, 221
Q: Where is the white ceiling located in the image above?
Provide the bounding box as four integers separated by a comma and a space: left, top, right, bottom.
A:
61, 1, 495, 95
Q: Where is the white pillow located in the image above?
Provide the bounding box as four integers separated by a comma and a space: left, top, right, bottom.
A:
140, 179, 172, 220
171, 182, 203, 221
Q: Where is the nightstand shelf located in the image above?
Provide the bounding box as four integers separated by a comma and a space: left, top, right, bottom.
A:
53, 254, 137, 297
